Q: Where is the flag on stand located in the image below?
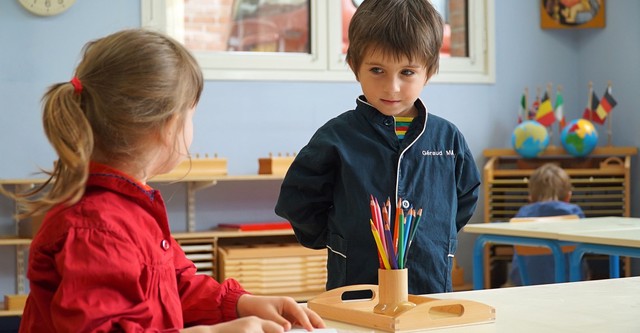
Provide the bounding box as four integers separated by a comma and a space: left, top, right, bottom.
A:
595, 86, 617, 121
582, 90, 605, 125
518, 93, 526, 124
529, 99, 539, 120
535, 92, 556, 127
555, 91, 566, 128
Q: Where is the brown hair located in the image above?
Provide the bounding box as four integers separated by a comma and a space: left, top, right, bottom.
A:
346, 0, 443, 79
528, 163, 572, 202
7, 29, 203, 219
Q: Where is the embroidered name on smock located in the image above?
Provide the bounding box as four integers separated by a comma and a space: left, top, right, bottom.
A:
422, 150, 454, 156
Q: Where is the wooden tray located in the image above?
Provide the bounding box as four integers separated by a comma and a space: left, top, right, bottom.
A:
308, 284, 495, 332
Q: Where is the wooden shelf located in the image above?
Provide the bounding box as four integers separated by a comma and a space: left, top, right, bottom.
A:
0, 238, 31, 246
0, 174, 284, 186
173, 229, 294, 240
483, 146, 637, 158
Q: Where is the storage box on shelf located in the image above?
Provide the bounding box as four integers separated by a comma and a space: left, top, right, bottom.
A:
219, 243, 327, 301
173, 229, 327, 302
481, 146, 637, 288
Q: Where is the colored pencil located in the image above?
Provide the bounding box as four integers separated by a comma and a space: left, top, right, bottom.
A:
398, 208, 405, 269
384, 222, 397, 269
403, 208, 423, 265
370, 220, 390, 269
373, 197, 387, 252
403, 208, 413, 255
393, 198, 401, 254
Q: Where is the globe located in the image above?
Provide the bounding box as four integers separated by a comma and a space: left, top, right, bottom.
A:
561, 119, 598, 157
512, 120, 550, 158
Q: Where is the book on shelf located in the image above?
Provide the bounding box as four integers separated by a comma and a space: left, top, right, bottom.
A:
216, 221, 292, 231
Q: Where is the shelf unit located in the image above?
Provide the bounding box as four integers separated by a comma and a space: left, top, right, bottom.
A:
481, 146, 637, 288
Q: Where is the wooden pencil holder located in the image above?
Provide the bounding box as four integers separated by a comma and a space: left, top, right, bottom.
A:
373, 268, 416, 316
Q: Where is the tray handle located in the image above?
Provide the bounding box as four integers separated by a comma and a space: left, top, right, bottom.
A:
308, 284, 379, 303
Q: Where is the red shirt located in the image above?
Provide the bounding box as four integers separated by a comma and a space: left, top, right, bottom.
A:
20, 164, 248, 332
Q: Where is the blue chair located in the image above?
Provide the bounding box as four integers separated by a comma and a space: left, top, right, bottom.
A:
510, 215, 580, 286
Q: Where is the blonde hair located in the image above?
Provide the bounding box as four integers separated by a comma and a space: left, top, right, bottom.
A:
346, 0, 443, 79
7, 29, 203, 219
528, 163, 572, 202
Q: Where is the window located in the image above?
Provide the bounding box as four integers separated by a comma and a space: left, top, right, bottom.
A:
141, 0, 494, 83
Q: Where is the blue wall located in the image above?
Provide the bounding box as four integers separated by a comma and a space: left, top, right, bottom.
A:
1, 1, 639, 296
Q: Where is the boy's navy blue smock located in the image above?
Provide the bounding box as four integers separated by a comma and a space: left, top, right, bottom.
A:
275, 96, 481, 295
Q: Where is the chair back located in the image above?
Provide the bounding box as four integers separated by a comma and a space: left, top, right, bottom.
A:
509, 215, 580, 256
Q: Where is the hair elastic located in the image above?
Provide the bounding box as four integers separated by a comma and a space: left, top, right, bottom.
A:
70, 77, 83, 95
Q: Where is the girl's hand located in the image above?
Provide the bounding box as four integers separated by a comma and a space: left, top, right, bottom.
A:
180, 316, 286, 333
236, 294, 326, 331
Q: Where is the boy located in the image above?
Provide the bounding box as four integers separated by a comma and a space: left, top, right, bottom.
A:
275, 0, 480, 295
509, 163, 586, 286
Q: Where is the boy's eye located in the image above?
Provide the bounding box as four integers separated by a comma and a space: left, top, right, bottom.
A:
369, 67, 383, 74
402, 69, 416, 76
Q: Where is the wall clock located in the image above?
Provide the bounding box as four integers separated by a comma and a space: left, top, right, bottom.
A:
18, 0, 76, 17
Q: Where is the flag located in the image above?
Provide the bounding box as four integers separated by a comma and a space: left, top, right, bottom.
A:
529, 99, 539, 120
519, 94, 525, 123
536, 92, 555, 127
595, 87, 617, 121
555, 91, 566, 128
582, 91, 605, 125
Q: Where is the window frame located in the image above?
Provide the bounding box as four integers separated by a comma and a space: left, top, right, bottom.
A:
141, 0, 495, 83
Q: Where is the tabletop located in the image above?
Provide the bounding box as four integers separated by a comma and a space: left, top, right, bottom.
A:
462, 216, 640, 242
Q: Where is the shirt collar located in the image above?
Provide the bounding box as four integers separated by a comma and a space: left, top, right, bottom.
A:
89, 161, 153, 191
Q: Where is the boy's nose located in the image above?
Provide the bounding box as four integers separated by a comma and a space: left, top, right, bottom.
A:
384, 77, 401, 93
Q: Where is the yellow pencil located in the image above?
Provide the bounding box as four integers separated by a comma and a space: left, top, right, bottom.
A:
370, 220, 390, 269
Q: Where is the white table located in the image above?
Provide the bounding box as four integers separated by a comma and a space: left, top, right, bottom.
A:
321, 277, 640, 332
463, 217, 640, 289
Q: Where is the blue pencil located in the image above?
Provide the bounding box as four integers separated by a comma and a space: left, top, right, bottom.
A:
403, 208, 413, 256
403, 208, 423, 265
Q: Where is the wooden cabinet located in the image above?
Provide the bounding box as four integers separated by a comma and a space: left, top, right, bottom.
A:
481, 146, 637, 288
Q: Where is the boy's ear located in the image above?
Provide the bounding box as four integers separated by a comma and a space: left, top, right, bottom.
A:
564, 191, 572, 203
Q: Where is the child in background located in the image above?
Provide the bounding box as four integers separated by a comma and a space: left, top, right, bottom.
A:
275, 0, 481, 295
509, 163, 586, 286
8, 29, 323, 333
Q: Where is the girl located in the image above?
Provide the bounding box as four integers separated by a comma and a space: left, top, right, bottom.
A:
10, 29, 324, 333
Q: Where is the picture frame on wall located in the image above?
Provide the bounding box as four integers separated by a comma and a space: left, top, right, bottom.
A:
541, 0, 605, 29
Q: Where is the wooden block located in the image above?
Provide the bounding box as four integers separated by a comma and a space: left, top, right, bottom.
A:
258, 154, 295, 175
152, 156, 227, 180
4, 294, 27, 311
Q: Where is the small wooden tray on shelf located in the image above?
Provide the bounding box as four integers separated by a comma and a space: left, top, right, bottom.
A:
308, 284, 495, 332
